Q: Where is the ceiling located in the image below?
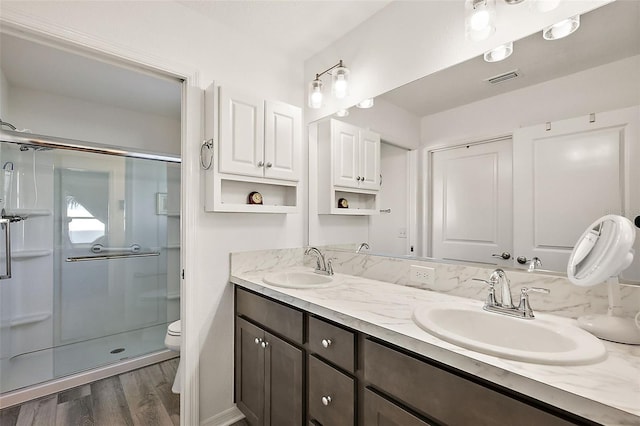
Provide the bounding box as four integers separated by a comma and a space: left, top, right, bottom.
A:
380, 0, 640, 117
177, 1, 391, 62
0, 0, 391, 119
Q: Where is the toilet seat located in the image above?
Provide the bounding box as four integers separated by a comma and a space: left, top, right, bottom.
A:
167, 320, 181, 337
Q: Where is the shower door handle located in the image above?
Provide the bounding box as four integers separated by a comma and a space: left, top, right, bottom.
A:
0, 218, 12, 280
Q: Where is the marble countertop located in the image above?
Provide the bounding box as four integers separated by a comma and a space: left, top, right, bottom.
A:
231, 266, 640, 426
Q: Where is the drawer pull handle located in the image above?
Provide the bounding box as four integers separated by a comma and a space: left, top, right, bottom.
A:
261, 341, 269, 349
321, 339, 332, 348
254, 337, 263, 345
321, 396, 332, 406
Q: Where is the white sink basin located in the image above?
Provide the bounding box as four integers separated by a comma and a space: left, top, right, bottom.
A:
413, 303, 607, 365
263, 271, 336, 289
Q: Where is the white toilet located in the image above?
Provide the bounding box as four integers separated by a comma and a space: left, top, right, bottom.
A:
164, 320, 182, 393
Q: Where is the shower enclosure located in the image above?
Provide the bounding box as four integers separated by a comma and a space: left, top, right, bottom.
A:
0, 130, 180, 395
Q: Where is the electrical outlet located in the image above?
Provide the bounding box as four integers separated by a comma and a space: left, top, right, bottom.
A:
410, 265, 435, 286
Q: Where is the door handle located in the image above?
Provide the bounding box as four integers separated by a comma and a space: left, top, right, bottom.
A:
0, 218, 12, 280
491, 252, 511, 260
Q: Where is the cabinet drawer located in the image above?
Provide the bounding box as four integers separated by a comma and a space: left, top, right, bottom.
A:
364, 339, 575, 426
236, 288, 303, 344
308, 355, 355, 426
308, 316, 355, 373
364, 388, 434, 426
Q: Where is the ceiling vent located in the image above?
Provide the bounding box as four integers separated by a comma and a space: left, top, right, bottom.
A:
485, 69, 520, 85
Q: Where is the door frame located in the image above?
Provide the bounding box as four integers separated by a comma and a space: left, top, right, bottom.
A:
0, 12, 201, 425
424, 134, 512, 260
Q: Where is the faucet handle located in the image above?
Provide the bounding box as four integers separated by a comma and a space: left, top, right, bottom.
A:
472, 278, 497, 307
326, 258, 334, 276
518, 287, 550, 318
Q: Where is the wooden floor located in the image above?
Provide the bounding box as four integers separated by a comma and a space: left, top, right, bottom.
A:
0, 358, 180, 426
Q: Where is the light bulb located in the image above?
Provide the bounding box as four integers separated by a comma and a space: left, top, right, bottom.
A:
356, 98, 374, 109
332, 66, 350, 99
465, 0, 496, 41
532, 0, 560, 13
308, 79, 323, 109
483, 42, 513, 62
543, 15, 580, 40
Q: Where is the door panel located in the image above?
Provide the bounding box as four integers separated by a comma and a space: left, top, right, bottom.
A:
219, 86, 264, 177
431, 138, 512, 266
513, 106, 639, 279
264, 101, 300, 181
332, 121, 359, 188
235, 318, 265, 426
264, 331, 303, 426
359, 129, 380, 190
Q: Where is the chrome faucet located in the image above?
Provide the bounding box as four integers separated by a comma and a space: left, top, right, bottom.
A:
304, 247, 334, 276
527, 257, 542, 272
356, 242, 370, 253
473, 268, 549, 319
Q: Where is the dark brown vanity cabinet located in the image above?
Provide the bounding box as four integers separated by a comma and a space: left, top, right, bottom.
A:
235, 287, 595, 426
235, 290, 304, 426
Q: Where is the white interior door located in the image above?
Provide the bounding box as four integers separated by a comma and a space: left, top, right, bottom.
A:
513, 106, 639, 280
431, 138, 513, 266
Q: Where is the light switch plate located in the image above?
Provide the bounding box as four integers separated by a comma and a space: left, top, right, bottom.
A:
410, 265, 435, 286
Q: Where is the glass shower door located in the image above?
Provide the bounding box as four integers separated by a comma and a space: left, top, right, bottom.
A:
0, 140, 180, 393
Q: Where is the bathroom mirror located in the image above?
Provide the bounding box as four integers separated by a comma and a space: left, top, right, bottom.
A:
308, 0, 640, 284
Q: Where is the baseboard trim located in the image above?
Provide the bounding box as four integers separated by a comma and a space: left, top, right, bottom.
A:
201, 405, 245, 426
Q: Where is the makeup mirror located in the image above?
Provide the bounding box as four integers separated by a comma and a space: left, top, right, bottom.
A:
567, 215, 640, 344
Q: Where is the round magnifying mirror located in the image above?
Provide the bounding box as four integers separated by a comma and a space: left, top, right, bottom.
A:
567, 214, 639, 344
567, 215, 635, 286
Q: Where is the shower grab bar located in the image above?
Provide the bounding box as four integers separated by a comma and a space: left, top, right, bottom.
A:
65, 252, 160, 262
91, 243, 143, 254
0, 218, 12, 279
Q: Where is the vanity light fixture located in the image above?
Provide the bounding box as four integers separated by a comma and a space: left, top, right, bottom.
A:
335, 109, 350, 117
356, 98, 374, 109
543, 15, 580, 40
465, 0, 496, 41
484, 41, 514, 62
307, 60, 350, 109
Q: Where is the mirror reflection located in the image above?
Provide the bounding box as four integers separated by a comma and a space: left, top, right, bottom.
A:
308, 1, 640, 283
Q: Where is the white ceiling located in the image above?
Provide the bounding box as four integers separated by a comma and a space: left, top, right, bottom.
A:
177, 0, 392, 62
380, 0, 640, 117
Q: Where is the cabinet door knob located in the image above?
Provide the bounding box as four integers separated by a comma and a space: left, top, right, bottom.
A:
260, 341, 269, 349
321, 396, 332, 406
266, 162, 273, 168
356, 176, 361, 181
321, 339, 332, 348
257, 161, 264, 167
254, 337, 262, 345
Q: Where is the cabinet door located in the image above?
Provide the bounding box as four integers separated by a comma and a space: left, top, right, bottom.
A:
264, 101, 301, 181
219, 86, 265, 177
332, 120, 360, 188
364, 388, 434, 426
264, 332, 303, 426
359, 129, 381, 190
235, 318, 265, 426
308, 355, 355, 426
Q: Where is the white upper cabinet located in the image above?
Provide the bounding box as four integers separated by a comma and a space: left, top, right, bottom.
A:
204, 83, 301, 213
331, 120, 380, 190
219, 86, 301, 181
315, 119, 381, 215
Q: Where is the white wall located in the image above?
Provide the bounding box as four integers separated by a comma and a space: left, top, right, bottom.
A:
420, 55, 640, 148
0, 68, 8, 120
0, 1, 305, 423
7, 86, 180, 155
341, 98, 420, 150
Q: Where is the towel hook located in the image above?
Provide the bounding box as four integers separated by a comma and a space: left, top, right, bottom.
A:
200, 139, 214, 170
